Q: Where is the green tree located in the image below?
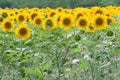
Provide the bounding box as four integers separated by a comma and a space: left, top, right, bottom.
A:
99, 0, 116, 6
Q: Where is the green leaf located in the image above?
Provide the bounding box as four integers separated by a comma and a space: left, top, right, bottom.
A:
24, 39, 33, 46
20, 77, 29, 80
43, 61, 52, 70
113, 47, 120, 55
35, 67, 43, 79
80, 61, 89, 69
0, 62, 3, 67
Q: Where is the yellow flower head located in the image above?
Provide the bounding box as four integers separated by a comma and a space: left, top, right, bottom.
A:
33, 16, 43, 26
16, 13, 27, 24
29, 11, 39, 23
48, 10, 56, 18
74, 10, 84, 21
15, 24, 31, 39
43, 18, 56, 30
86, 23, 96, 32
59, 14, 74, 29
76, 16, 89, 29
1, 20, 15, 32
54, 13, 62, 26
92, 14, 107, 30
107, 16, 115, 25
56, 7, 64, 13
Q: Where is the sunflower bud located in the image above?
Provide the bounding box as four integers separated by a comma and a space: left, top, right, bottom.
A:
2, 12, 8, 18
74, 35, 81, 41
107, 31, 113, 36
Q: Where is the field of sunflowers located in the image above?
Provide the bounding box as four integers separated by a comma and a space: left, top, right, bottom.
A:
0, 6, 120, 80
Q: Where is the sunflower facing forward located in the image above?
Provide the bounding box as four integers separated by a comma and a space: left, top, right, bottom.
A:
33, 16, 43, 26
59, 14, 74, 29
93, 14, 107, 30
1, 20, 15, 32
15, 24, 31, 39
76, 16, 89, 29
16, 13, 27, 24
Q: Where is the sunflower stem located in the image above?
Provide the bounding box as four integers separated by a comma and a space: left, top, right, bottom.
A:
88, 61, 95, 80
0, 32, 6, 76
20, 39, 22, 53
20, 39, 24, 58
55, 51, 60, 80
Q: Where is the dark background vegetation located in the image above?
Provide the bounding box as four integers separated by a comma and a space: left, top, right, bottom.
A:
0, 0, 120, 8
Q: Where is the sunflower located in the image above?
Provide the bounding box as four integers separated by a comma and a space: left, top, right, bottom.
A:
2, 12, 8, 18
33, 16, 43, 26
48, 10, 56, 18
29, 11, 39, 23
54, 13, 62, 26
107, 16, 115, 25
59, 14, 74, 29
105, 11, 112, 17
74, 11, 84, 21
93, 14, 107, 30
1, 20, 15, 32
15, 24, 31, 39
43, 18, 56, 30
92, 7, 105, 15
74, 9, 84, 20
16, 13, 27, 24
8, 11, 16, 21
95, 9, 104, 15
14, 8, 20, 15
33, 7, 39, 12
76, 16, 89, 29
56, 7, 63, 12
86, 23, 96, 32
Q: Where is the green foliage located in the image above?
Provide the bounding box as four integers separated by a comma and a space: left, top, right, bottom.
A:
99, 0, 116, 6
1, 21, 120, 79
0, 0, 120, 8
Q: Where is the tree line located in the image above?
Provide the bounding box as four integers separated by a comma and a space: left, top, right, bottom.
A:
0, 0, 120, 8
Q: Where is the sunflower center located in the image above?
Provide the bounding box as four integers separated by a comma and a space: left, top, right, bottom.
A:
35, 18, 41, 25
2, 12, 8, 18
50, 12, 55, 17
46, 19, 53, 28
77, 13, 83, 19
95, 10, 103, 14
57, 17, 61, 22
96, 18, 103, 26
63, 18, 70, 26
79, 19, 86, 26
107, 18, 112, 25
58, 9, 62, 12
15, 11, 18, 15
19, 15, 24, 21
106, 14, 110, 17
31, 13, 37, 20
89, 24, 94, 30
5, 22, 11, 29
10, 13, 14, 16
19, 28, 27, 36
